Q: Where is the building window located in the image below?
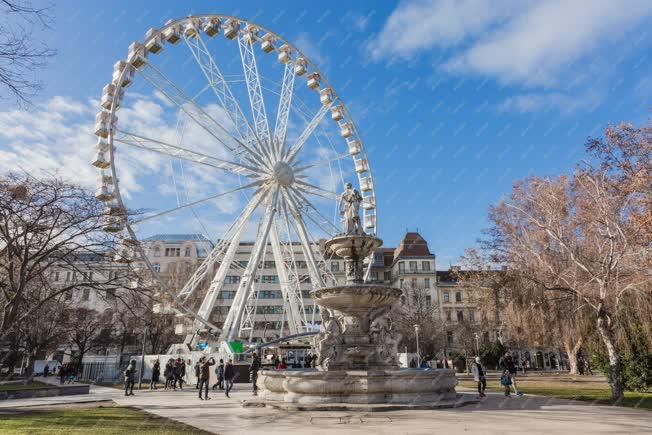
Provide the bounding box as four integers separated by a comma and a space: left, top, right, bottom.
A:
219, 291, 236, 299
447, 331, 454, 346
409, 261, 417, 272
443, 292, 449, 302
259, 290, 280, 299
384, 271, 391, 281
469, 310, 475, 322
446, 309, 451, 321
426, 295, 431, 305
106, 288, 116, 302
455, 291, 462, 303
411, 278, 417, 288
88, 272, 94, 282
399, 279, 404, 288
225, 276, 241, 284
153, 263, 160, 273
54, 271, 60, 282
262, 275, 279, 284
165, 247, 180, 257
65, 271, 71, 282
82, 288, 90, 301
295, 260, 307, 269
456, 310, 464, 322
263, 261, 275, 269
422, 261, 430, 271
424, 278, 430, 288
153, 247, 161, 257
185, 247, 191, 257
330, 262, 339, 272
398, 262, 405, 273
65, 289, 73, 300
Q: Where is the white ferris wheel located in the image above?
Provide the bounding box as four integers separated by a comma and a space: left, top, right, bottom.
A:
92, 15, 378, 346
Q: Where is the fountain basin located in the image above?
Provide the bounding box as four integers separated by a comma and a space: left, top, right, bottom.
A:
258, 368, 459, 404
324, 234, 382, 260
312, 285, 401, 317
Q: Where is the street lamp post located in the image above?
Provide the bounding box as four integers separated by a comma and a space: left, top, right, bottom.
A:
474, 332, 480, 356
414, 324, 421, 364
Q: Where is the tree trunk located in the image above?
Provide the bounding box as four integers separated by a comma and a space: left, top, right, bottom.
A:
562, 337, 583, 375
596, 302, 624, 401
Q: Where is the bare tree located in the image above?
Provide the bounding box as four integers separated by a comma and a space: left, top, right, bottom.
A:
391, 286, 444, 360
486, 165, 650, 400
63, 307, 113, 370
0, 173, 150, 348
0, 1, 56, 105
459, 249, 588, 374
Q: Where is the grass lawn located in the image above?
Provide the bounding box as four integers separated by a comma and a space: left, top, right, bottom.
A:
0, 406, 210, 434
0, 381, 52, 392
458, 376, 652, 410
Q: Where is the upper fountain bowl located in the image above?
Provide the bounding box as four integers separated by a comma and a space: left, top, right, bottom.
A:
324, 234, 383, 260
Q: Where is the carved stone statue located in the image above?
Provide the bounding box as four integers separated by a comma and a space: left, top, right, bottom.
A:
338, 182, 363, 235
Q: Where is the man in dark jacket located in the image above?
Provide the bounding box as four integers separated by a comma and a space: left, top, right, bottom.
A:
198, 356, 215, 400
250, 352, 261, 396
124, 359, 137, 396
173, 358, 184, 390
500, 353, 523, 396
224, 359, 235, 398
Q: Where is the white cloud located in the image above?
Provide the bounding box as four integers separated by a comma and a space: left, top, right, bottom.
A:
371, 0, 652, 87
497, 90, 603, 114
369, 0, 523, 60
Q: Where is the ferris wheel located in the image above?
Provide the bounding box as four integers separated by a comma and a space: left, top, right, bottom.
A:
92, 15, 378, 345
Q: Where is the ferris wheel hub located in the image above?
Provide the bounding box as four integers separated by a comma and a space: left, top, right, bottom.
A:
272, 161, 294, 186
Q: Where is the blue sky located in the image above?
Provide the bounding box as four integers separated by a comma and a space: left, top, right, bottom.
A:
1, 0, 651, 267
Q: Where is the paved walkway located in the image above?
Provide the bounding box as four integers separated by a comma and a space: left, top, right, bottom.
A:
2, 379, 650, 434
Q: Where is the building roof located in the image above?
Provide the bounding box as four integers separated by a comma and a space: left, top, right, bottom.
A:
393, 232, 432, 258
143, 234, 210, 243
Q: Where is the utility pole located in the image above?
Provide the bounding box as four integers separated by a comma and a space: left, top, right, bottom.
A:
414, 324, 421, 364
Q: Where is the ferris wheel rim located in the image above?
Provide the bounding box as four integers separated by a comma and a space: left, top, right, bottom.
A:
99, 14, 378, 338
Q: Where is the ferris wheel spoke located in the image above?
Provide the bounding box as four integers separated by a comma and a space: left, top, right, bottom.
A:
294, 179, 339, 201
183, 31, 272, 168
273, 61, 296, 161
284, 103, 332, 164
268, 200, 307, 335
293, 152, 351, 173
179, 189, 268, 304
237, 30, 273, 159
137, 62, 267, 168
113, 129, 262, 177
220, 187, 281, 342
133, 180, 265, 225
282, 188, 326, 289
287, 187, 340, 236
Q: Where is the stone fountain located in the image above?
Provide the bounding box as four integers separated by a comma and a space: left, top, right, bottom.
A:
257, 183, 460, 406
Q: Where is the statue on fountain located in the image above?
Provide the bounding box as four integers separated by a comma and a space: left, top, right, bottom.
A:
338, 182, 364, 235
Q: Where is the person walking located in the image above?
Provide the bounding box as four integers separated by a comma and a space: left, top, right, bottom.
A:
124, 360, 137, 396
150, 360, 160, 390
249, 352, 261, 396
165, 359, 175, 390
172, 358, 183, 390
177, 358, 186, 389
471, 357, 487, 398
59, 365, 66, 385
500, 369, 512, 397
224, 359, 235, 398
198, 356, 215, 400
500, 353, 523, 396
212, 359, 224, 390
43, 364, 49, 378
194, 360, 201, 389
